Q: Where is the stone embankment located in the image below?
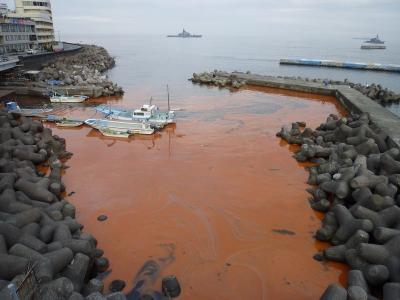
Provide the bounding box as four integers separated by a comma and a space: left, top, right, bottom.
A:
0, 45, 123, 98
39, 45, 124, 97
191, 71, 247, 89
278, 114, 400, 299
190, 71, 400, 104
0, 111, 125, 300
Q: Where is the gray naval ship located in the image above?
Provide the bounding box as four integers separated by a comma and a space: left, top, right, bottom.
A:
167, 29, 202, 38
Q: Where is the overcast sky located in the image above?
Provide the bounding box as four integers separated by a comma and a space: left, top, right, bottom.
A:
3, 0, 400, 39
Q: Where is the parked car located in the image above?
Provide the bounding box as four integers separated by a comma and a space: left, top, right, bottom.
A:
27, 49, 38, 55
1, 56, 9, 62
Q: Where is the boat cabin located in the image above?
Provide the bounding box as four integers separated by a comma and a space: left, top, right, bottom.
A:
133, 104, 158, 118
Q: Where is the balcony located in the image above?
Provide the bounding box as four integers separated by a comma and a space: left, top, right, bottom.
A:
23, 6, 52, 13
37, 37, 55, 44
35, 24, 54, 30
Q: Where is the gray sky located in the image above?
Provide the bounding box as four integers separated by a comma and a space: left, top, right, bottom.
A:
3, 0, 400, 39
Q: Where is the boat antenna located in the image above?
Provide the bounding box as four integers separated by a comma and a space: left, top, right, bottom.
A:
167, 85, 170, 111
150, 97, 153, 105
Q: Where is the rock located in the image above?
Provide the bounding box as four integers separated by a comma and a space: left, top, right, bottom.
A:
94, 257, 109, 273
106, 292, 127, 300
276, 110, 400, 299
320, 284, 347, 300
86, 292, 106, 300
97, 215, 108, 222
109, 280, 126, 293
83, 279, 104, 296
162, 275, 181, 298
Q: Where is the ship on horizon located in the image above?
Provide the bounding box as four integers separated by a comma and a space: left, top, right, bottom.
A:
365, 34, 385, 44
167, 29, 202, 38
361, 34, 386, 50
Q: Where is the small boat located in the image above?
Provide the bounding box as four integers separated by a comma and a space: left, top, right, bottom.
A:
50, 92, 89, 103
85, 119, 155, 135
6, 101, 53, 116
55, 119, 84, 127
99, 127, 131, 138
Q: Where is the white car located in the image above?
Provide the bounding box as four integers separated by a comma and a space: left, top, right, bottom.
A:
27, 49, 38, 55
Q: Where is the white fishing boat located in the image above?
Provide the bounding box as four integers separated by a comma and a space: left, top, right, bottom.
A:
50, 92, 89, 103
6, 102, 53, 116
95, 86, 176, 128
99, 127, 131, 138
55, 119, 84, 127
85, 119, 155, 135
96, 104, 175, 128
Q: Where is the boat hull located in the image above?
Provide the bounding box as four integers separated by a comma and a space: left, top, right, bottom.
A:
85, 119, 155, 135
50, 96, 89, 103
9, 108, 53, 117
167, 35, 202, 38
56, 121, 83, 127
99, 128, 131, 138
361, 45, 386, 50
108, 115, 174, 128
95, 105, 175, 128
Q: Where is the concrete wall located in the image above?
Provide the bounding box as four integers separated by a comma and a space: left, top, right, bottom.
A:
20, 43, 82, 70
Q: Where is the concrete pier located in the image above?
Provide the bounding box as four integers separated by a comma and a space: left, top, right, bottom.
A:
280, 58, 400, 73
0, 83, 104, 98
214, 71, 400, 148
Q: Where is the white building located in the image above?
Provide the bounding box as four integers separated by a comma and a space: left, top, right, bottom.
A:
9, 0, 54, 50
0, 3, 8, 15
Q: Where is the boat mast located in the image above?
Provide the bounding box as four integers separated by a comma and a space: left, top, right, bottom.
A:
167, 85, 170, 111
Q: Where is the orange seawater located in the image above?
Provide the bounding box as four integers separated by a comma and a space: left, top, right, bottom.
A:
46, 86, 347, 299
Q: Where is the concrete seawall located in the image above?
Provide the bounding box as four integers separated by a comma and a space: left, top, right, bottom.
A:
214, 71, 400, 148
0, 83, 104, 98
20, 43, 82, 70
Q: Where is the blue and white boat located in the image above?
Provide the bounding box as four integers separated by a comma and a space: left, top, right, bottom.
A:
85, 119, 155, 135
95, 104, 175, 128
6, 102, 53, 116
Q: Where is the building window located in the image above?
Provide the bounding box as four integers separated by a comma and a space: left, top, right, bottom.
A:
22, 1, 50, 7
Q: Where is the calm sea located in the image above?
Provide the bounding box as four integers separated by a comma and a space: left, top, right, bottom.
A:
62, 34, 400, 115
62, 34, 399, 89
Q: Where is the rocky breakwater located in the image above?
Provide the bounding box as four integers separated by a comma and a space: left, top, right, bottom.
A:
190, 71, 400, 105
190, 70, 247, 89
277, 76, 400, 104
277, 113, 400, 299
0, 110, 125, 300
39, 45, 124, 97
